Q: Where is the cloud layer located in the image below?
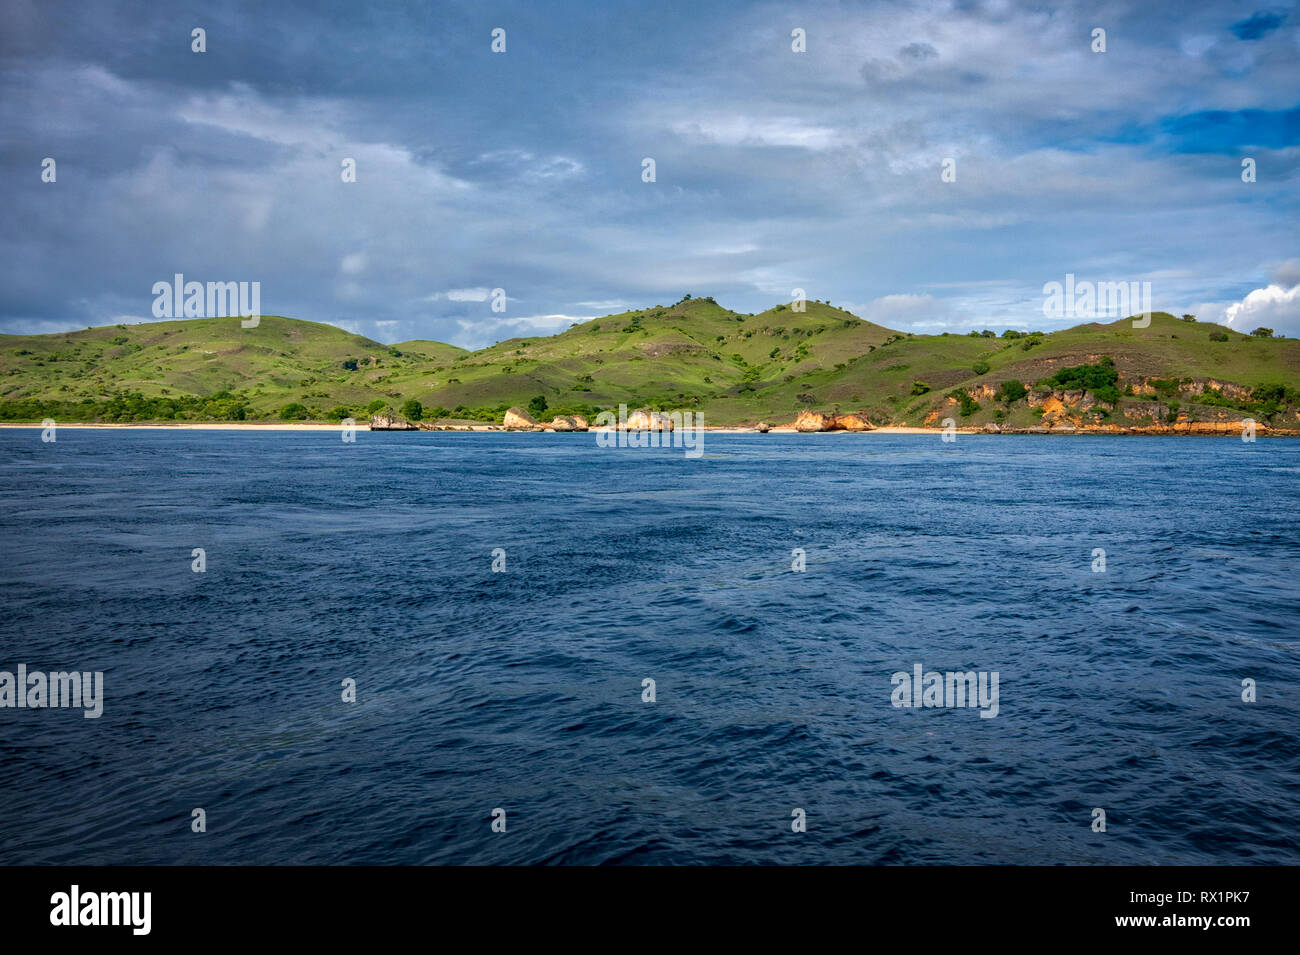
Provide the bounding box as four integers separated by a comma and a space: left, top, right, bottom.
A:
2, 0, 1298, 346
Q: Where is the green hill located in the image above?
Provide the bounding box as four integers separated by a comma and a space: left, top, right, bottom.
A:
2, 299, 1298, 429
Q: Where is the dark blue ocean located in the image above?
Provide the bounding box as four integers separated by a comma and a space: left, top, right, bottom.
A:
1, 430, 1297, 865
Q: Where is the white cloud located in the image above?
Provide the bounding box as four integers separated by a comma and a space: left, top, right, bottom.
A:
435, 288, 492, 302
1179, 35, 1218, 57
471, 150, 585, 181
574, 299, 635, 310
846, 293, 951, 330
669, 115, 842, 150
1223, 283, 1300, 336
450, 312, 592, 345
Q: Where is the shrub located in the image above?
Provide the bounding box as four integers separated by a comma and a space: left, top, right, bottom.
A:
1041, 356, 1118, 393
972, 360, 990, 376
947, 390, 980, 416
401, 399, 424, 420
1197, 388, 1236, 408
996, 380, 1028, 403
365, 399, 387, 413
910, 381, 931, 396
280, 402, 309, 420
1209, 329, 1229, 341
1092, 384, 1120, 405
527, 395, 548, 416
1250, 383, 1300, 416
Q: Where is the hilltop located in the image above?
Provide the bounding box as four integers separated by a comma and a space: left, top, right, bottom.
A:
2, 297, 1299, 431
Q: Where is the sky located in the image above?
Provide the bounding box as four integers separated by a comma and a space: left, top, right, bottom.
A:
1, 0, 1298, 348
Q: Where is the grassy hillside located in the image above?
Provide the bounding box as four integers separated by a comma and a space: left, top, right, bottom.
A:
371, 296, 896, 422
775, 312, 1300, 429
2, 300, 1298, 427
0, 315, 464, 421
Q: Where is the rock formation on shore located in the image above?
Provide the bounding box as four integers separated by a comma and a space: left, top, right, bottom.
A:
794, 410, 831, 432
793, 410, 876, 432
503, 407, 542, 430
370, 411, 418, 430
549, 415, 589, 431
1022, 384, 1264, 433
833, 412, 874, 431
624, 409, 675, 431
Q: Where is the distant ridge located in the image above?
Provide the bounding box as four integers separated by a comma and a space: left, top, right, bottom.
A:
2, 297, 1298, 429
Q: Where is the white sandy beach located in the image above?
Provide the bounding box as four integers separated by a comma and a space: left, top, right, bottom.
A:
0, 422, 366, 431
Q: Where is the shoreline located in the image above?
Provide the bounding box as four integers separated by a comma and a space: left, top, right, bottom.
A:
0, 422, 1292, 436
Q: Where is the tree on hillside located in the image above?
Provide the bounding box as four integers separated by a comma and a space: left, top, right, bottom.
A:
1251, 327, 1274, 338
947, 390, 980, 416
528, 394, 548, 416
401, 399, 423, 420
1181, 314, 1196, 322
996, 380, 1028, 403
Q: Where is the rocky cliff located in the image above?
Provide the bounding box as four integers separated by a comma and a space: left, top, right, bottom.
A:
503, 407, 543, 430
370, 411, 418, 430
793, 410, 876, 432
